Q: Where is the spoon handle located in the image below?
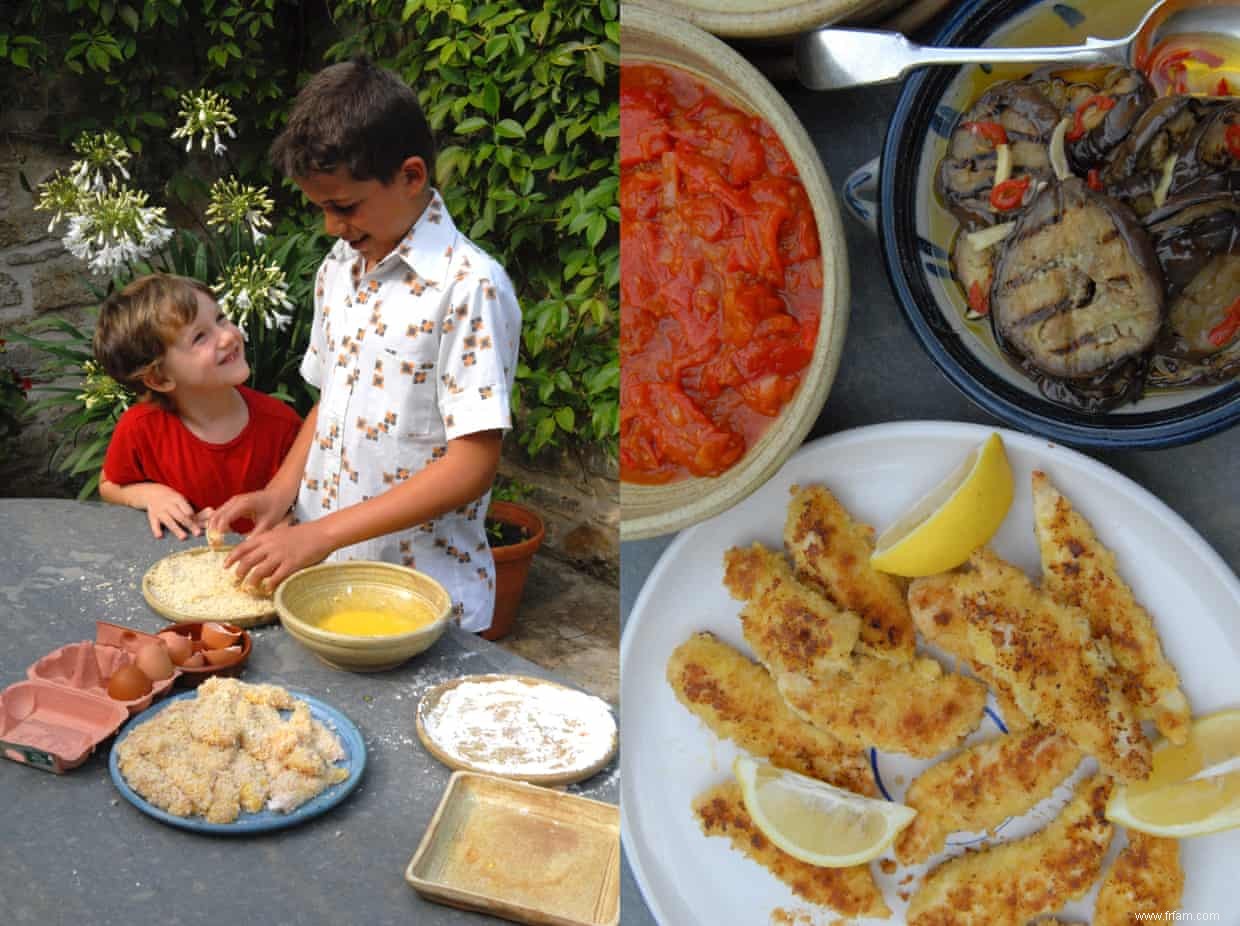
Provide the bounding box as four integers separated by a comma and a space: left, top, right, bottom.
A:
795, 29, 1129, 91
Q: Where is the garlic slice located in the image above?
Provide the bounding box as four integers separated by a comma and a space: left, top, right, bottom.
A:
966, 221, 1016, 252
993, 143, 1013, 186
1152, 153, 1178, 208
1049, 117, 1072, 181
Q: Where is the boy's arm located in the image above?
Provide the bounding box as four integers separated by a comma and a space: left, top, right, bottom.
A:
208, 403, 319, 537
223, 428, 502, 588
99, 476, 202, 540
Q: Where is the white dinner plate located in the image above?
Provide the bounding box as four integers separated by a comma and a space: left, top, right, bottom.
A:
621, 421, 1240, 925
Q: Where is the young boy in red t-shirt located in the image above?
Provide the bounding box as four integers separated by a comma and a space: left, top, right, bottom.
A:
95, 273, 302, 539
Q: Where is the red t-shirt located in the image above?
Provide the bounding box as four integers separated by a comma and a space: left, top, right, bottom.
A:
102, 386, 302, 534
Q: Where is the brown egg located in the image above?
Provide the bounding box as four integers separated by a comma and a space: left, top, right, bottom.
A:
203, 645, 243, 667
107, 664, 153, 701
134, 641, 174, 681
201, 622, 242, 650
157, 631, 194, 666
182, 651, 206, 668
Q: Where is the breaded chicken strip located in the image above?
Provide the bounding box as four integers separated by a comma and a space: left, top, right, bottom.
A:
907, 774, 1114, 926
725, 542, 985, 758
909, 549, 1151, 782
784, 484, 916, 662
771, 653, 987, 759
693, 781, 891, 920
1093, 831, 1184, 926
1032, 471, 1191, 745
666, 632, 877, 796
723, 544, 861, 672
895, 728, 1082, 864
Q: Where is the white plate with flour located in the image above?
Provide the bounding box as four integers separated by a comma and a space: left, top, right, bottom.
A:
416, 674, 618, 786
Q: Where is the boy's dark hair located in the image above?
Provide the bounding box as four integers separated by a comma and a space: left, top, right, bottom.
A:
93, 273, 217, 411
269, 56, 437, 183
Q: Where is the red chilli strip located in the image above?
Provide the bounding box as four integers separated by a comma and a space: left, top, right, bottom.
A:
990, 176, 1031, 211
1208, 296, 1240, 347
1226, 124, 1240, 160
1189, 48, 1226, 68
967, 280, 991, 316
1217, 77, 1232, 97
1087, 168, 1105, 192
1067, 95, 1117, 141
962, 120, 1009, 146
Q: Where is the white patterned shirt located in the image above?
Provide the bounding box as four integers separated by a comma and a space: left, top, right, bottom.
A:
297, 191, 521, 632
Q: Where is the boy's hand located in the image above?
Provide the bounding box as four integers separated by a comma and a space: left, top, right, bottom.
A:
144, 485, 201, 540
224, 522, 332, 592
209, 489, 290, 538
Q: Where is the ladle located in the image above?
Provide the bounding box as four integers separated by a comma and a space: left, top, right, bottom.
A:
795, 0, 1240, 91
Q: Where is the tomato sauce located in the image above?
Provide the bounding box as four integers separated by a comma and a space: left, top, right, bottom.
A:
620, 63, 822, 484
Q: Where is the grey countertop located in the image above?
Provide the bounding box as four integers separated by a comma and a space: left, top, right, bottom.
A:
0, 499, 621, 926
618, 77, 1240, 925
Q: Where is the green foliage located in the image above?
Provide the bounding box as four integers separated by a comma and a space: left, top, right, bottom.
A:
0, 351, 31, 445
0, 0, 315, 178
6, 313, 121, 499
326, 0, 619, 456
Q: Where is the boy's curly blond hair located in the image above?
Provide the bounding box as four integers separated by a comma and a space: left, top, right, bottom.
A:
93, 273, 217, 410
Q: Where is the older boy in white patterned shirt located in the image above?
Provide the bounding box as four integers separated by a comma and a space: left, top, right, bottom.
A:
210, 58, 520, 633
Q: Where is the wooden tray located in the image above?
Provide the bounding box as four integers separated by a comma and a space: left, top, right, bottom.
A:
142, 546, 277, 628
406, 772, 619, 926
415, 674, 617, 786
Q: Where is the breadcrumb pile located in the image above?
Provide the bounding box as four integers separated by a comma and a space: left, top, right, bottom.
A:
146, 549, 272, 620
116, 677, 348, 823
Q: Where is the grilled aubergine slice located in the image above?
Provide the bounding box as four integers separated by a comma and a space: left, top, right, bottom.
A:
1101, 96, 1225, 216
1030, 65, 1154, 172
991, 177, 1165, 408
936, 80, 1060, 230
1147, 195, 1240, 387
1167, 100, 1240, 202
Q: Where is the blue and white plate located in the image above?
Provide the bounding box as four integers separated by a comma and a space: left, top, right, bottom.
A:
109, 689, 366, 834
878, 0, 1240, 448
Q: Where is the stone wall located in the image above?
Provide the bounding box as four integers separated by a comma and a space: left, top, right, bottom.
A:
0, 138, 620, 580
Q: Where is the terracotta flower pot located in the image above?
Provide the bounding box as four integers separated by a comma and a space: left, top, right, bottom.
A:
482, 500, 545, 641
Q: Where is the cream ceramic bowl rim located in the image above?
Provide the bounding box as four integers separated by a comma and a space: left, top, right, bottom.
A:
274, 561, 451, 647
629, 0, 906, 38
620, 5, 850, 542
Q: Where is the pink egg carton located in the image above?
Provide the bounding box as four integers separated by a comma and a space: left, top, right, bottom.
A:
0, 621, 180, 774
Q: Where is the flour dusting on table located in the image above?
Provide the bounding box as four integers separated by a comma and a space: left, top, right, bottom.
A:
421, 677, 616, 777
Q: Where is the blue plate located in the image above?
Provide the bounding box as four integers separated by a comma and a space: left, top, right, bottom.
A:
109, 689, 366, 834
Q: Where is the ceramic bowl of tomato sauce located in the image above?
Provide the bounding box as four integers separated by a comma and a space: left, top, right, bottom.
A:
620, 5, 850, 541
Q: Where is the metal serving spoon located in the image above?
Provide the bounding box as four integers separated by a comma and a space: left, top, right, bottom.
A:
795, 0, 1240, 91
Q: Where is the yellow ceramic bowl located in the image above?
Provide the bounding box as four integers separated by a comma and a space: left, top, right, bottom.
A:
620, 6, 851, 541
274, 562, 452, 672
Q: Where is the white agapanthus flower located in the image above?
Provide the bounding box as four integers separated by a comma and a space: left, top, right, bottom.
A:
62, 187, 174, 275
215, 258, 294, 332
67, 130, 132, 191
35, 172, 86, 234
205, 177, 275, 241
77, 361, 132, 412
171, 88, 238, 155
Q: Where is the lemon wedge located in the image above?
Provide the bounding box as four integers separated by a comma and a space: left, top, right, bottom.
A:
1107, 709, 1240, 838
733, 755, 916, 867
870, 433, 1014, 577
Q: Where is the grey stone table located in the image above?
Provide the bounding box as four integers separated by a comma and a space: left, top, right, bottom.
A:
618, 78, 1240, 925
0, 500, 622, 926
